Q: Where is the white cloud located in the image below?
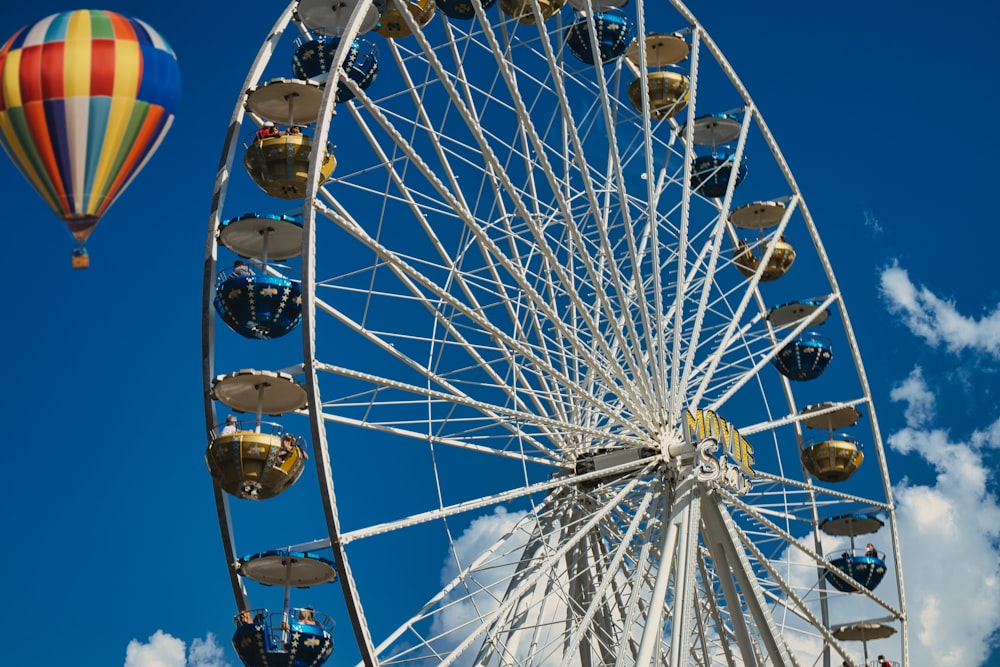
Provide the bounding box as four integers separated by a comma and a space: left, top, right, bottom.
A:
124, 631, 230, 667
889, 368, 1000, 667
429, 507, 531, 662
125, 631, 186, 667
864, 210, 883, 234
879, 263, 1000, 357
889, 367, 935, 428
188, 634, 229, 667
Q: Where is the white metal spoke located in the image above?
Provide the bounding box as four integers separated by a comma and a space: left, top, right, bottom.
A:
202, 3, 908, 667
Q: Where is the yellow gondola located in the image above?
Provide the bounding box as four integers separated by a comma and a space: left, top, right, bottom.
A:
243, 130, 336, 200
733, 235, 795, 281
376, 0, 437, 39
206, 430, 307, 500
627, 70, 690, 120
800, 438, 864, 482
499, 0, 566, 25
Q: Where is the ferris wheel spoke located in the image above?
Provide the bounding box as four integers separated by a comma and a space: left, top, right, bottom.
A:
463, 22, 663, 404
749, 472, 893, 512
334, 36, 673, 425
311, 196, 651, 439
676, 112, 753, 400
723, 488, 903, 619
314, 361, 653, 466
723, 507, 853, 661
342, 460, 661, 545
431, 472, 653, 666
204, 3, 907, 666
686, 195, 801, 411
554, 488, 657, 667
511, 15, 665, 409
310, 295, 568, 460
699, 492, 797, 667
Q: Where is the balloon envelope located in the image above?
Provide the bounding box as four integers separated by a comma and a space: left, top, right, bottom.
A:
0, 9, 181, 243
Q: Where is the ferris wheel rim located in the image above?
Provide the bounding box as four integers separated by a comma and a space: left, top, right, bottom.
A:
203, 1, 908, 666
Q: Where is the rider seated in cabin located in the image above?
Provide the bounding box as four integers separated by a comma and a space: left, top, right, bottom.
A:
230, 260, 254, 279
238, 609, 266, 626
221, 414, 238, 436
278, 433, 309, 462
865, 543, 878, 557
282, 607, 321, 633
256, 121, 279, 140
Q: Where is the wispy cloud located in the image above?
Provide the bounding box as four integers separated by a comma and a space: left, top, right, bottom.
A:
880, 263, 1000, 358
188, 634, 229, 667
124, 631, 230, 667
880, 266, 1000, 666
864, 209, 883, 235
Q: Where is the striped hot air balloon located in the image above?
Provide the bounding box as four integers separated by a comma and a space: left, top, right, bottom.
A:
0, 9, 181, 268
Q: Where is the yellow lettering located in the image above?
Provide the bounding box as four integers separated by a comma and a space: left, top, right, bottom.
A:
683, 408, 755, 478
684, 410, 699, 441
741, 436, 755, 475
718, 418, 736, 460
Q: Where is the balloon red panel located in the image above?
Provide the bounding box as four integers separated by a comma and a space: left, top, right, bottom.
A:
0, 9, 181, 242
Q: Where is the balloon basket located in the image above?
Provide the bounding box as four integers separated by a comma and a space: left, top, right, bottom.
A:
72, 247, 90, 270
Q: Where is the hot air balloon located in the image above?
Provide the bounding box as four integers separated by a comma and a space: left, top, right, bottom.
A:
0, 10, 181, 268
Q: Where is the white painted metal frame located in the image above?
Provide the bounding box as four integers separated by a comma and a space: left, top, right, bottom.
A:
203, 1, 908, 666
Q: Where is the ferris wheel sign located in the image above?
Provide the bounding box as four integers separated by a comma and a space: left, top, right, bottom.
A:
683, 409, 756, 495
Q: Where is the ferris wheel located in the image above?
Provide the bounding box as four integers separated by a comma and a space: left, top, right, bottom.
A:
200, 1, 908, 666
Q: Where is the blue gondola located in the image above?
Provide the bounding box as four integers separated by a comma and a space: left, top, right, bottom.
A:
232, 551, 338, 666
292, 35, 379, 103
772, 331, 832, 381
232, 607, 334, 667
437, 0, 496, 19
824, 550, 887, 592
215, 267, 302, 340
565, 11, 633, 65
691, 152, 747, 198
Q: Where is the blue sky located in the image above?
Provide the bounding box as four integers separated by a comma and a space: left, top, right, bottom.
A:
1, 2, 999, 666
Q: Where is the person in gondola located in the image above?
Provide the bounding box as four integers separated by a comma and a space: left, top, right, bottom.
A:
221, 414, 238, 435
865, 543, 878, 557
278, 433, 309, 462
282, 606, 320, 634
256, 121, 278, 140
876, 655, 889, 667
231, 259, 254, 278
